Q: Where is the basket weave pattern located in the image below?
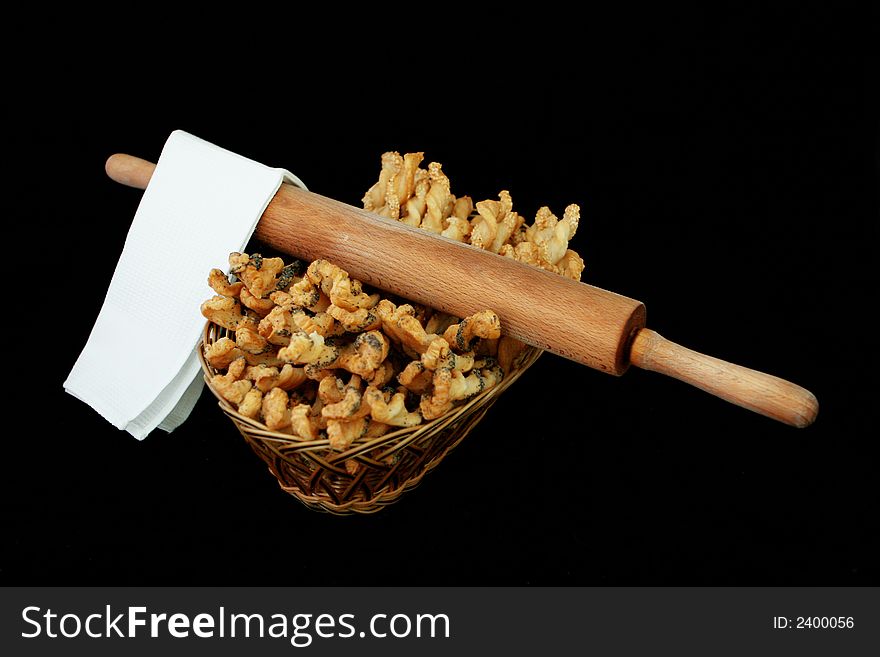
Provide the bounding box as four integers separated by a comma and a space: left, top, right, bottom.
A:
200, 322, 541, 514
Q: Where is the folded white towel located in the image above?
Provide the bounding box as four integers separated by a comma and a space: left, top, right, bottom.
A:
64, 130, 306, 439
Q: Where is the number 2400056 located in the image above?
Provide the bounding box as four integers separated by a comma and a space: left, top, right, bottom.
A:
774, 616, 854, 629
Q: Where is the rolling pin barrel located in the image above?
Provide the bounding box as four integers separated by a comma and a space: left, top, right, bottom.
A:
258, 184, 646, 375
105, 153, 818, 427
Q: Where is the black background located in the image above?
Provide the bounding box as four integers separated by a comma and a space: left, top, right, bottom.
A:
4, 10, 876, 585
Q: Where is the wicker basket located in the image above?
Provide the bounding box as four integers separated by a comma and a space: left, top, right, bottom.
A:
199, 321, 542, 514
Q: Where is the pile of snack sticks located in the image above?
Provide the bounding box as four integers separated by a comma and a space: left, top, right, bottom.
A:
200, 152, 583, 462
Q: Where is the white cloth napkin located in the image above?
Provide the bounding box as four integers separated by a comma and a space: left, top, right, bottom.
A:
64, 130, 306, 440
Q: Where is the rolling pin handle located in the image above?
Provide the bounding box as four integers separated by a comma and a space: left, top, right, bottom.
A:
629, 328, 818, 428
105, 153, 155, 190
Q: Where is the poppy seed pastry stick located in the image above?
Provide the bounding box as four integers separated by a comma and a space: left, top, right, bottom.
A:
105, 153, 818, 428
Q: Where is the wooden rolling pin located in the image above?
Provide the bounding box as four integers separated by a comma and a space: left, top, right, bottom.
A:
106, 153, 818, 428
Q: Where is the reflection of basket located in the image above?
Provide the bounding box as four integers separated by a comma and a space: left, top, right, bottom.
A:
199, 321, 542, 515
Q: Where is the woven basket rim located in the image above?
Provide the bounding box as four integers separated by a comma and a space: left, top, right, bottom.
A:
199, 320, 542, 462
